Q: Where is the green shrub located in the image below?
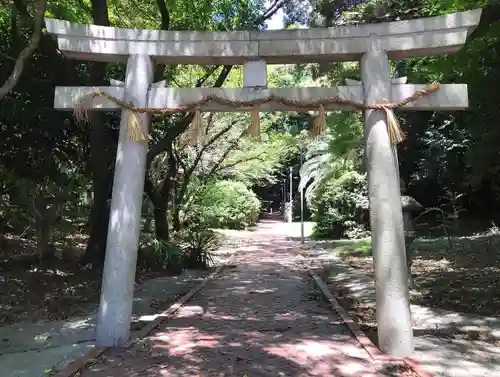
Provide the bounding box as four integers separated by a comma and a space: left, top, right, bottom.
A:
138, 238, 183, 272
173, 227, 218, 269
312, 171, 369, 239
139, 227, 219, 271
193, 180, 261, 229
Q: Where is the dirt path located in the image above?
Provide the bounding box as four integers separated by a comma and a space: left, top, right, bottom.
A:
79, 221, 397, 377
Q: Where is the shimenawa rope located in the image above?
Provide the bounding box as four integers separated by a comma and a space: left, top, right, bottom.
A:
73, 82, 440, 144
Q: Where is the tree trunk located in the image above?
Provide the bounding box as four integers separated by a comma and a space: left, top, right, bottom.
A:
85, 181, 110, 263
143, 201, 153, 232
0, 0, 47, 100
144, 174, 171, 242
32, 195, 63, 263
84, 0, 112, 265
144, 217, 152, 233
84, 111, 114, 264
172, 205, 182, 231
154, 205, 169, 241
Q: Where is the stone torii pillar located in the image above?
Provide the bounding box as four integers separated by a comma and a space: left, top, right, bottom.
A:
361, 45, 414, 355
54, 68, 166, 346
95, 54, 153, 346
45, 9, 481, 351
347, 74, 412, 354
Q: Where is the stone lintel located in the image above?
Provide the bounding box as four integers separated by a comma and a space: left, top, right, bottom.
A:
346, 77, 407, 85
44, 9, 481, 64
109, 79, 168, 87
54, 84, 468, 112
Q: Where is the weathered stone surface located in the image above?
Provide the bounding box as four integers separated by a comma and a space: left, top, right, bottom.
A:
361, 46, 414, 356
45, 9, 481, 64
243, 60, 267, 87
401, 195, 423, 212
54, 84, 469, 111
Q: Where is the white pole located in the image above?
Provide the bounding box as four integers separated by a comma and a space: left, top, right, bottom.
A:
300, 141, 305, 244
288, 167, 293, 223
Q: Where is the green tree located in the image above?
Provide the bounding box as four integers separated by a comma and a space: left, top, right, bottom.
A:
0, 0, 303, 263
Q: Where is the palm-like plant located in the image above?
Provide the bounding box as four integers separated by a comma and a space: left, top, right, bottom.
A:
299, 111, 364, 204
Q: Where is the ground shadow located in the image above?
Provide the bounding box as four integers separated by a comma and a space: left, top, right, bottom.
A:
78, 233, 399, 377
302, 246, 500, 377
326, 233, 500, 317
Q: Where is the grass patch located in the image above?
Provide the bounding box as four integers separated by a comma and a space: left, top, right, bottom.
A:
328, 238, 372, 256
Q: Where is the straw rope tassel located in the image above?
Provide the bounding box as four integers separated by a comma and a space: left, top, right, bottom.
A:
74, 93, 149, 141
249, 106, 261, 139
384, 107, 406, 145
74, 93, 98, 123
312, 105, 326, 137
124, 111, 150, 141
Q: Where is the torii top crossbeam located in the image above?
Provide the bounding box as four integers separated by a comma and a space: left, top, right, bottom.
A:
45, 9, 481, 64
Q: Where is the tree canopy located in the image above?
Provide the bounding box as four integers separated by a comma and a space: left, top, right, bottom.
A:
1, 0, 500, 260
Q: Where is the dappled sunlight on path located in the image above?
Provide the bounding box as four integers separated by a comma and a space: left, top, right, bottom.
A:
80, 221, 397, 377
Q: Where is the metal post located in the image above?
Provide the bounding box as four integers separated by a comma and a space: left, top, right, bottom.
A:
300, 141, 305, 244
283, 179, 286, 202
282, 178, 286, 221
289, 167, 293, 223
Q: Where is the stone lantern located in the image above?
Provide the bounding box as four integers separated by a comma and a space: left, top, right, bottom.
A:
359, 179, 423, 287
400, 179, 423, 288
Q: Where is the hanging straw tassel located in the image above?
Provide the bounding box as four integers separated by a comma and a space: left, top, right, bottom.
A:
125, 112, 150, 141
74, 93, 100, 123
248, 106, 261, 139
74, 92, 150, 141
384, 107, 406, 144
311, 104, 326, 137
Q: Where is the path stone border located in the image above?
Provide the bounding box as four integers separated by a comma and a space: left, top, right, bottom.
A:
299, 256, 435, 377
51, 252, 237, 377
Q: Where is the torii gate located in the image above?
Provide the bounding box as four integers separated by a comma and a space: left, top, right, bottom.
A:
45, 9, 481, 355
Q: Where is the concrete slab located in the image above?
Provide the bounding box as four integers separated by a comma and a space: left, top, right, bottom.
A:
0, 316, 95, 355
1, 341, 95, 377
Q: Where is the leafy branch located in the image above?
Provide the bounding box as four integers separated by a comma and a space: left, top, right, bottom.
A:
0, 0, 47, 100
